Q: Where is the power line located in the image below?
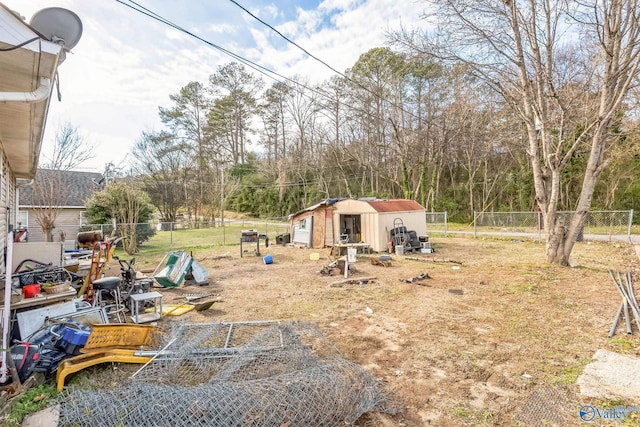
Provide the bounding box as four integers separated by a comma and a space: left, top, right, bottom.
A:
228, 0, 423, 123
114, 0, 418, 131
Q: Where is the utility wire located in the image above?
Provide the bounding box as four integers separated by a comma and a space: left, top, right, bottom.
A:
115, 0, 418, 128
0, 36, 40, 51
228, 0, 422, 123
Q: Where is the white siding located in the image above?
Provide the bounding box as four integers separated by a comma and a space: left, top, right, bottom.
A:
1, 147, 17, 274
21, 207, 84, 243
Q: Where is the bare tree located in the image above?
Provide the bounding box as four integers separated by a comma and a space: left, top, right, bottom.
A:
131, 130, 188, 223
31, 123, 94, 241
42, 122, 95, 170
399, 0, 640, 265
27, 169, 65, 242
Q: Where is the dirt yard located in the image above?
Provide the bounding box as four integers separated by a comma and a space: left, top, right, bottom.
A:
130, 237, 639, 425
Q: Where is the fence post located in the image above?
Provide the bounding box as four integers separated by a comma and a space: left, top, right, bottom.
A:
473, 211, 477, 239
628, 209, 634, 243
537, 211, 542, 242
444, 211, 448, 237
170, 222, 173, 246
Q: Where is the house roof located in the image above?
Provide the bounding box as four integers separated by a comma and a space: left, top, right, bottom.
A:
19, 169, 104, 207
0, 4, 65, 179
367, 199, 426, 213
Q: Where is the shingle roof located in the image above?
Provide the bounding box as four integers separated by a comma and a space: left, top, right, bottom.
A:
19, 169, 104, 207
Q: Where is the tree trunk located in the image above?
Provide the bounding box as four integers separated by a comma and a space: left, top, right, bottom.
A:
546, 215, 568, 266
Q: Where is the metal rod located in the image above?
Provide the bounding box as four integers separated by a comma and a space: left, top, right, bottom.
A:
609, 301, 624, 337
224, 323, 234, 349
623, 298, 632, 334
625, 272, 640, 331
610, 270, 640, 332
134, 345, 283, 357
131, 336, 177, 378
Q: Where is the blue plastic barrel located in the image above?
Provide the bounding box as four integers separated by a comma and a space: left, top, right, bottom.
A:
263, 254, 273, 264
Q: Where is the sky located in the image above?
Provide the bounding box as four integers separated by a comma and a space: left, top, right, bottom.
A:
3, 0, 426, 172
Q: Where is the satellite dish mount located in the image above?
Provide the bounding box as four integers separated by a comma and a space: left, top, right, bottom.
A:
29, 7, 83, 62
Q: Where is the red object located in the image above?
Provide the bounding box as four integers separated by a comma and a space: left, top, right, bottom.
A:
23, 284, 41, 298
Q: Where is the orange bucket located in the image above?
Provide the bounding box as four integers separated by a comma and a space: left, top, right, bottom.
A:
23, 284, 41, 298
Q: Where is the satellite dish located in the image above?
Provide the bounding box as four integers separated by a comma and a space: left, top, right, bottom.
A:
29, 7, 83, 53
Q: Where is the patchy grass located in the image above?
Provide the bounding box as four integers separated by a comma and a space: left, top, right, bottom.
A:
5, 383, 58, 427
5, 235, 638, 426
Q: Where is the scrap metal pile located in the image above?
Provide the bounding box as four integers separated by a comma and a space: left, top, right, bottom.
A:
608, 270, 640, 337
57, 321, 395, 426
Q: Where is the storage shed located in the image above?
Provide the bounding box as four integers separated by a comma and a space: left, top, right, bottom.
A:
289, 198, 427, 252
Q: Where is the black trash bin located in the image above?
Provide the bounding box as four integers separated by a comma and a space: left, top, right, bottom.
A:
276, 233, 291, 245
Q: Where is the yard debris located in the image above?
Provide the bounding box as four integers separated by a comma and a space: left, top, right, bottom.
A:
57, 322, 396, 426
184, 293, 212, 302
199, 254, 232, 261
404, 256, 462, 265
448, 289, 464, 295
607, 269, 640, 337
371, 257, 392, 267
329, 276, 377, 288
319, 259, 357, 276
399, 272, 431, 284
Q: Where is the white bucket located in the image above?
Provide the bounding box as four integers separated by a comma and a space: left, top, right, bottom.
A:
347, 248, 357, 263
395, 246, 405, 256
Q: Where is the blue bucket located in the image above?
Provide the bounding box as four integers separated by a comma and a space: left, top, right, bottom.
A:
263, 254, 273, 265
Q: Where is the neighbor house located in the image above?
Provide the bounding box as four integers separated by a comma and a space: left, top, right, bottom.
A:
0, 3, 70, 273
289, 198, 428, 252
18, 169, 104, 244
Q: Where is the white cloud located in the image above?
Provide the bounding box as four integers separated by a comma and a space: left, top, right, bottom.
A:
2, 0, 426, 172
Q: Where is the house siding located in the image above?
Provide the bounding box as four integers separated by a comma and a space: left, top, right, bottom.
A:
21, 207, 84, 244
1, 147, 17, 274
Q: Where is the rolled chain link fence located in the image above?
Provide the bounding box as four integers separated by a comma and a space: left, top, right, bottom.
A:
57, 321, 396, 426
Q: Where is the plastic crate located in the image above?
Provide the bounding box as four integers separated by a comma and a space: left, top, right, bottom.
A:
14, 267, 70, 287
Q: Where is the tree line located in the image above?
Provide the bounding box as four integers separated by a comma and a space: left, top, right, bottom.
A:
132, 56, 638, 220
123, 1, 640, 265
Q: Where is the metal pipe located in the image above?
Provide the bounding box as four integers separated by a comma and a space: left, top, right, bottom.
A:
131, 336, 177, 378
0, 232, 14, 382
625, 272, 640, 331
610, 270, 640, 330
609, 301, 624, 337
623, 299, 632, 334
224, 323, 234, 348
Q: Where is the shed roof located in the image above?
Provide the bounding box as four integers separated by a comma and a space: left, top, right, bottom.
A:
289, 198, 344, 220
366, 199, 425, 213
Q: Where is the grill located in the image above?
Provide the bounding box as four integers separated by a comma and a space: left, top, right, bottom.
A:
240, 229, 269, 257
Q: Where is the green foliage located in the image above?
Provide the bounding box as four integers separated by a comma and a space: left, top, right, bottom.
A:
84, 180, 156, 252
5, 383, 58, 426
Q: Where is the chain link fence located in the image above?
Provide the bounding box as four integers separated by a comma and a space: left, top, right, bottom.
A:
473, 210, 634, 242
426, 212, 448, 236
75, 218, 291, 248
